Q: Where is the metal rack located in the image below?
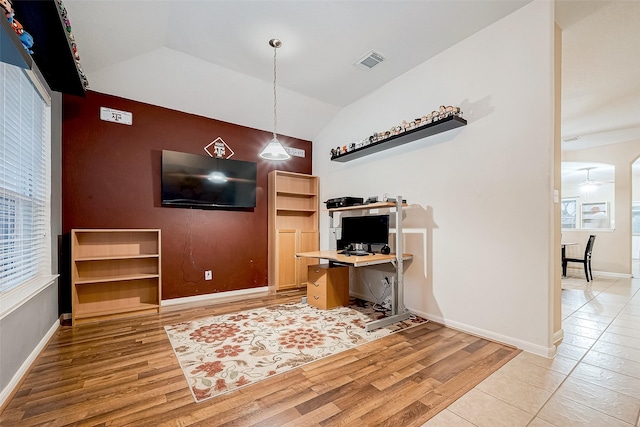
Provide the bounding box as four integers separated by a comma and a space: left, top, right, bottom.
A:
328, 196, 411, 331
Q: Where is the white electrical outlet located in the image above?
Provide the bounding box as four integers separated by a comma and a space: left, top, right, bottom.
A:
205, 270, 212, 280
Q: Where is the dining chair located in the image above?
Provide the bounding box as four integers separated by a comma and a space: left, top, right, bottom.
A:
563, 235, 596, 282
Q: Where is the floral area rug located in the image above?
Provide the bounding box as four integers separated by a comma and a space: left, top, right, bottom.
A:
164, 300, 426, 403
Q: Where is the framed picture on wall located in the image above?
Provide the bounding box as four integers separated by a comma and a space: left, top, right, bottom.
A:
581, 201, 609, 229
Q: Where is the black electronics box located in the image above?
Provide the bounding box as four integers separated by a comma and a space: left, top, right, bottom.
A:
325, 197, 364, 209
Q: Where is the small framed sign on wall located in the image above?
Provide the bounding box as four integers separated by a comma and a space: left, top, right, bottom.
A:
100, 107, 133, 125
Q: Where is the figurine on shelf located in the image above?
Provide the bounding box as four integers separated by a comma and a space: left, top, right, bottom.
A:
9, 14, 21, 35
18, 26, 33, 54
1, 0, 11, 18
4, 6, 35, 54
71, 42, 80, 61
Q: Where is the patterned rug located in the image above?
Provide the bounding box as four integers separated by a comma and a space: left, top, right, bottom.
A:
165, 300, 426, 403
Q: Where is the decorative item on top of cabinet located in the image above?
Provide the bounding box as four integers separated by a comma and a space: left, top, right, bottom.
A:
268, 171, 319, 291
71, 229, 161, 325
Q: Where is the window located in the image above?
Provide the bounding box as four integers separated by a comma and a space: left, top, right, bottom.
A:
561, 162, 615, 230
0, 62, 52, 297
581, 201, 609, 229
633, 203, 640, 234
561, 198, 576, 229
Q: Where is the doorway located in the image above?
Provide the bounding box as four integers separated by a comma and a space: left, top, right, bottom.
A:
632, 158, 640, 277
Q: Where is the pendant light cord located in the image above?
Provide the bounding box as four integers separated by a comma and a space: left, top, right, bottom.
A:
273, 45, 278, 141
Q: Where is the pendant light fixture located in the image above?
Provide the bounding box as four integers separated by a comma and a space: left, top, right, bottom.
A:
259, 38, 291, 160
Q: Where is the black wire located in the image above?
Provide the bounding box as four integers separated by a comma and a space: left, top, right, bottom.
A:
181, 208, 205, 284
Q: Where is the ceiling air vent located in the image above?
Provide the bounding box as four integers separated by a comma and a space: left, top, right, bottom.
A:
356, 50, 386, 69
562, 136, 580, 143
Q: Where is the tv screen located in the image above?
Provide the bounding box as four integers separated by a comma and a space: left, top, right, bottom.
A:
161, 150, 257, 209
340, 215, 389, 249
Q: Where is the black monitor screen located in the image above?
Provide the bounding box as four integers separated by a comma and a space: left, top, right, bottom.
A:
341, 215, 389, 248
161, 150, 257, 209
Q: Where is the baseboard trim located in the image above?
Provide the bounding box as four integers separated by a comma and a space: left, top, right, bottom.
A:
161, 287, 270, 307
410, 308, 557, 358
564, 268, 632, 279
0, 319, 60, 410
553, 328, 564, 346
593, 270, 633, 279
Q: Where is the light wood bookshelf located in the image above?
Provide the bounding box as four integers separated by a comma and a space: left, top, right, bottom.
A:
268, 171, 319, 291
71, 229, 161, 325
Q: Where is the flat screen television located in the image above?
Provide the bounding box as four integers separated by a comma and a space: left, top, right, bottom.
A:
161, 150, 257, 209
340, 214, 389, 253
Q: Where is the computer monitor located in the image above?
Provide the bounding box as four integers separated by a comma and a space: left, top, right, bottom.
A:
340, 214, 389, 252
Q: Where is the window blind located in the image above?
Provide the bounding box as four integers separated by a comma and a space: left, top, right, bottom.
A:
0, 62, 51, 294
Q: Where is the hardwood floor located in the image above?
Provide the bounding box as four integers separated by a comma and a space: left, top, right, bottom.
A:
0, 290, 519, 426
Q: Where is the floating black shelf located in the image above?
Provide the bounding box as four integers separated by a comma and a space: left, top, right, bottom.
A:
331, 115, 467, 162
0, 10, 32, 69
10, 0, 87, 96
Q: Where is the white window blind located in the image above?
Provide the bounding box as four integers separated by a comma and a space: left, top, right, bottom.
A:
0, 62, 51, 294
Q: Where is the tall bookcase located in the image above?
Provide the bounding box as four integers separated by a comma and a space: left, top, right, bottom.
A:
71, 229, 161, 325
268, 171, 319, 291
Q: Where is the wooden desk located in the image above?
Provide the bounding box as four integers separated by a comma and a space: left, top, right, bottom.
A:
295, 250, 412, 267
296, 250, 413, 331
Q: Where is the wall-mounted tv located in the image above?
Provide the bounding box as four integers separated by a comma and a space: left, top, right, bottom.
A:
161, 150, 257, 209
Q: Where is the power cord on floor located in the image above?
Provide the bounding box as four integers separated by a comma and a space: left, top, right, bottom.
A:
364, 276, 392, 312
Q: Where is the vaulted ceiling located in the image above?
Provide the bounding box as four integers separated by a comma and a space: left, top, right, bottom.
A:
63, 1, 640, 147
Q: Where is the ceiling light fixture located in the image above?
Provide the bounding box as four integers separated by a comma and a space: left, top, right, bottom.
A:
580, 167, 599, 192
259, 38, 290, 161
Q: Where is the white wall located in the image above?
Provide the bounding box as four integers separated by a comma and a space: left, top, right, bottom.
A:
85, 47, 339, 142
314, 1, 557, 356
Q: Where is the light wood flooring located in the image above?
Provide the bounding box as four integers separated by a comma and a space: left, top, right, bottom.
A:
0, 289, 519, 426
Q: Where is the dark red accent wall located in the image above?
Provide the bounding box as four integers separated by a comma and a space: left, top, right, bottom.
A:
62, 91, 312, 307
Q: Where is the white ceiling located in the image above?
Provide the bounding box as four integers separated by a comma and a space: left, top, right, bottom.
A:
63, 0, 640, 147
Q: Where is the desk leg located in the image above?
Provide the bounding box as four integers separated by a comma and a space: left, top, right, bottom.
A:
365, 312, 412, 331
562, 246, 567, 277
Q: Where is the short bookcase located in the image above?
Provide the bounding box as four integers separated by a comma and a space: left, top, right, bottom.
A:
71, 229, 161, 325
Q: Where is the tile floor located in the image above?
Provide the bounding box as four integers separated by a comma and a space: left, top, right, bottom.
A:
424, 272, 640, 427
